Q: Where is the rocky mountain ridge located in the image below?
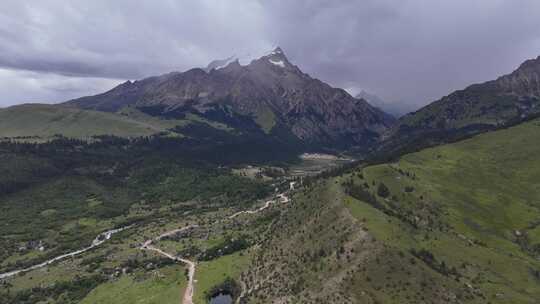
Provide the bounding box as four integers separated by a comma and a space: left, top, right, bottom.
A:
380, 55, 540, 154
65, 48, 395, 149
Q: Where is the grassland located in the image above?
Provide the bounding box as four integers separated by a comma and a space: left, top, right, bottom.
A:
0, 104, 241, 141
0, 104, 171, 139
79, 265, 187, 304
194, 251, 252, 303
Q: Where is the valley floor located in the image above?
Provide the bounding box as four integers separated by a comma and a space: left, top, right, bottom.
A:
0, 151, 306, 304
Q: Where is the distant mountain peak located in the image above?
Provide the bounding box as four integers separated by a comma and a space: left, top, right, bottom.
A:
356, 90, 414, 118
272, 46, 284, 54
517, 55, 540, 69
496, 54, 540, 96
250, 47, 296, 72
269, 46, 287, 56
356, 90, 380, 102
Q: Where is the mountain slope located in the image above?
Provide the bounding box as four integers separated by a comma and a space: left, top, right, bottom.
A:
0, 104, 180, 139
245, 117, 540, 303
0, 103, 303, 163
65, 48, 395, 149
383, 55, 540, 153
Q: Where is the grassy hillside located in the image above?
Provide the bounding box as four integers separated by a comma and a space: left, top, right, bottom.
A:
0, 104, 302, 163
244, 118, 540, 303
0, 104, 174, 139
354, 117, 540, 302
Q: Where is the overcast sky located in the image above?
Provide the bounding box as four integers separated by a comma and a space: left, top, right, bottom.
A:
1, 0, 540, 109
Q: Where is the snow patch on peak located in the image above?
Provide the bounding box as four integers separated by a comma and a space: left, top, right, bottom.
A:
269, 59, 285, 68
269, 47, 283, 55
263, 47, 285, 58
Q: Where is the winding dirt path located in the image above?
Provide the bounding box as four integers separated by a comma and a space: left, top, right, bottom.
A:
0, 226, 132, 280
143, 245, 196, 304
229, 193, 289, 219
142, 191, 291, 304
141, 225, 198, 304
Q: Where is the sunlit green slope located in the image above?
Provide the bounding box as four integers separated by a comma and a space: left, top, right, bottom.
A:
246, 118, 540, 303
0, 104, 180, 139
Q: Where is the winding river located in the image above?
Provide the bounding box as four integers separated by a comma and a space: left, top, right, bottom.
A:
0, 226, 132, 280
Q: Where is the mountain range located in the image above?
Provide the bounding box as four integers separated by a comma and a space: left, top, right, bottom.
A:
65, 47, 395, 149
1, 49, 539, 157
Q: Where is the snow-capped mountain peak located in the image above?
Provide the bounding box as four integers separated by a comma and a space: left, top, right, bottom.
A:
205, 47, 289, 72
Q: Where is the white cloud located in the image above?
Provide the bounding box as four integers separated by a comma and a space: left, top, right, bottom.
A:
0, 0, 272, 79
0, 68, 122, 107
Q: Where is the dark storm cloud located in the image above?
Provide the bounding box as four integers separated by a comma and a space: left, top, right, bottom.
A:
1, 0, 540, 108
0, 0, 270, 80
262, 0, 540, 106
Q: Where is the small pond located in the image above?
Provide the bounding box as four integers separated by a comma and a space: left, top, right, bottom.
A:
209, 292, 232, 304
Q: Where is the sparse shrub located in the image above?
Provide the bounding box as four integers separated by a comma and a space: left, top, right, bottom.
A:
377, 183, 390, 198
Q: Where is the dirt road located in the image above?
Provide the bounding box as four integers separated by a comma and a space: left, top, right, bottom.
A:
141, 191, 291, 304
142, 245, 196, 304
229, 193, 289, 219
141, 225, 198, 304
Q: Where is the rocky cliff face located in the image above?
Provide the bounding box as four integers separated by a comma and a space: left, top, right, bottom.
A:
381, 55, 540, 154
66, 48, 395, 149
497, 56, 540, 96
